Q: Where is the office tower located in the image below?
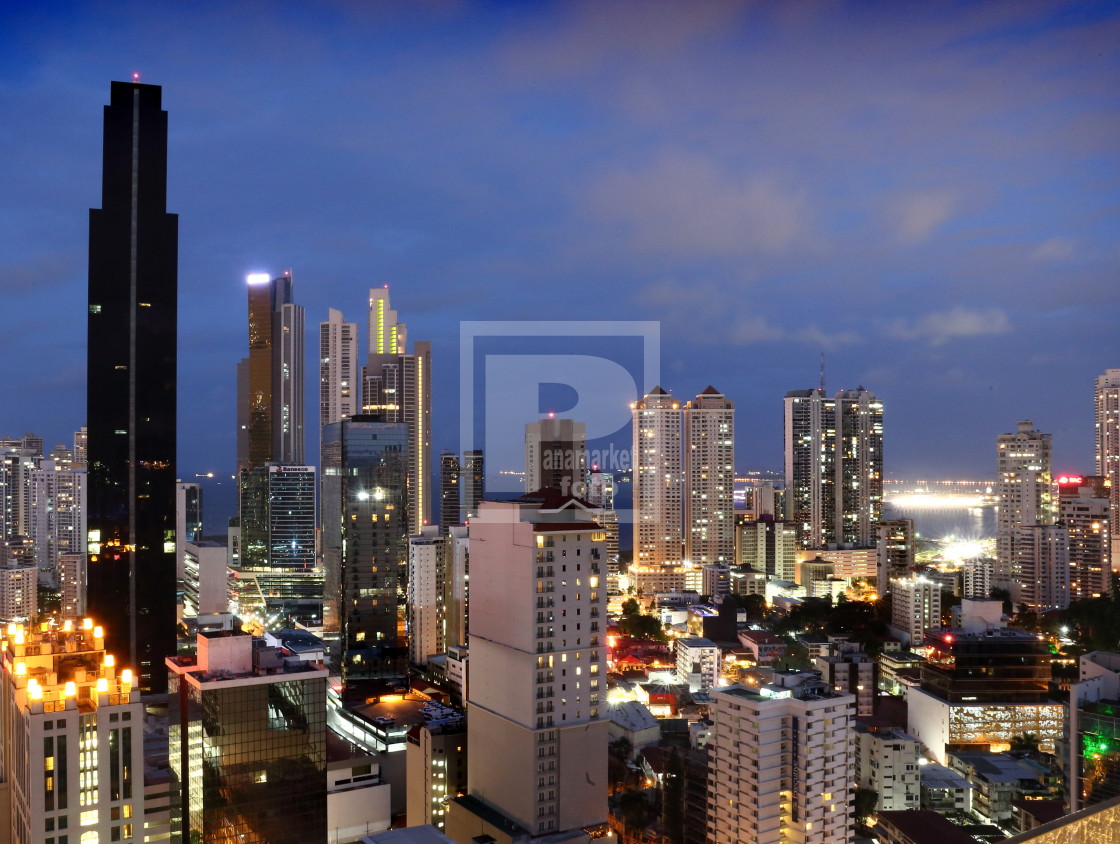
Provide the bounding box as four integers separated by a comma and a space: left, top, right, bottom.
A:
1067, 651, 1120, 812
877, 518, 915, 589
58, 553, 87, 616
175, 480, 202, 581
369, 285, 406, 355
408, 526, 450, 666
1, 618, 144, 844
736, 514, 798, 581
407, 719, 468, 832
28, 458, 86, 587
996, 420, 1053, 589
907, 627, 1063, 763
891, 575, 942, 647
237, 464, 320, 624
447, 492, 608, 841
440, 451, 461, 530
322, 417, 410, 683
854, 725, 920, 811
683, 387, 735, 565
632, 386, 683, 564
320, 307, 359, 429
462, 449, 484, 521
73, 426, 88, 469
363, 288, 430, 533
239, 271, 305, 469
1097, 369, 1120, 561
707, 674, 855, 844
524, 417, 586, 497
167, 625, 328, 844
0, 560, 37, 622
784, 387, 883, 549
1015, 524, 1070, 612
86, 80, 178, 694
1059, 476, 1112, 600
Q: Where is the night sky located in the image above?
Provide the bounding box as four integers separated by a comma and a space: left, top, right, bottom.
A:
1, 1, 1117, 517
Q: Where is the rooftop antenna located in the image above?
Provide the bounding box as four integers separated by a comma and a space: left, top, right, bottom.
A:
819, 352, 826, 394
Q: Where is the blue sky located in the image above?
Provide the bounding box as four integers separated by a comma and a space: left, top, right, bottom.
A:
1, 0, 1117, 503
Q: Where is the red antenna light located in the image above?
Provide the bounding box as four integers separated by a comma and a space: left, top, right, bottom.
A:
132, 72, 140, 81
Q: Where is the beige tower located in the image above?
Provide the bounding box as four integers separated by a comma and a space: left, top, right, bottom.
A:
683, 386, 735, 565
447, 491, 608, 842
632, 386, 683, 565
995, 420, 1053, 589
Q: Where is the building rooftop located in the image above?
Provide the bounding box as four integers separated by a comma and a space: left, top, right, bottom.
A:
606, 700, 659, 734
949, 751, 1050, 783
920, 762, 973, 791
875, 810, 979, 844
361, 826, 456, 844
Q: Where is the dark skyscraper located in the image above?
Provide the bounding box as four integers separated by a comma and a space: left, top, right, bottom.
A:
439, 450, 460, 531
86, 80, 178, 693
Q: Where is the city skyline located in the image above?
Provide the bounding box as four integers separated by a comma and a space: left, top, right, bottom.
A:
1, 2, 1117, 497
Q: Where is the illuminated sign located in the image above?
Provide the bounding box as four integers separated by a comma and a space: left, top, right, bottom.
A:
1057, 476, 1084, 486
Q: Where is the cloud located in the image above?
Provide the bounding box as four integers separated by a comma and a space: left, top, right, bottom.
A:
588, 150, 811, 258
1030, 237, 1076, 261
888, 306, 1011, 346
890, 189, 959, 245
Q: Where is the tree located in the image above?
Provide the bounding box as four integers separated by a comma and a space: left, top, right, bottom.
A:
854, 787, 878, 823
1010, 732, 1040, 753
621, 598, 641, 617
620, 613, 667, 642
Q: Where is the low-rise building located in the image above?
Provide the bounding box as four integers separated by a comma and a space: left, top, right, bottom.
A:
920, 762, 973, 814
855, 724, 921, 811
949, 750, 1055, 823
737, 629, 788, 665
676, 637, 720, 691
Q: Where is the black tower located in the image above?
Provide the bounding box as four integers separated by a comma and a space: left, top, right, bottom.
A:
87, 80, 178, 693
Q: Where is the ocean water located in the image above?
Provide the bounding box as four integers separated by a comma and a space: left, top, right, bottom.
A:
883, 502, 997, 542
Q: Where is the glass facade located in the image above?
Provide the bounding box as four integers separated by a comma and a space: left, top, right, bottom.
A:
171, 674, 327, 844
322, 417, 410, 681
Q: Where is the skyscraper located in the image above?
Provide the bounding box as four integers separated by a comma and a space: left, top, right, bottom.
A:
322, 416, 410, 683
362, 288, 430, 532
239, 271, 305, 469
1096, 369, 1120, 561
524, 417, 586, 496
683, 386, 735, 564
440, 450, 461, 530
319, 307, 359, 430
784, 387, 883, 549
632, 386, 683, 564
1058, 475, 1112, 601
461, 449, 484, 521
447, 492, 608, 841
86, 80, 178, 693
995, 420, 1053, 590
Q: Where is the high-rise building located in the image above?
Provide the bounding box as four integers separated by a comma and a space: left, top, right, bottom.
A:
58, 552, 87, 617
524, 418, 586, 497
461, 449, 484, 521
406, 719, 467, 833
239, 271, 305, 469
408, 526, 450, 666
586, 470, 620, 569
320, 307, 359, 431
1, 618, 144, 844
322, 417, 410, 683
175, 480, 202, 581
736, 514, 799, 581
86, 80, 178, 693
877, 518, 915, 589
683, 387, 735, 565
707, 673, 855, 844
363, 288, 430, 533
447, 525, 469, 651
784, 387, 883, 549
1059, 476, 1112, 601
1014, 524, 1070, 612
854, 725, 920, 811
237, 464, 320, 624
73, 426, 88, 469
447, 491, 608, 841
28, 458, 86, 588
996, 420, 1053, 589
167, 625, 328, 844
633, 386, 683, 565
0, 560, 37, 622
891, 575, 942, 648
1096, 369, 1120, 562
440, 451, 461, 530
